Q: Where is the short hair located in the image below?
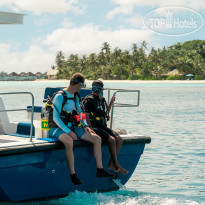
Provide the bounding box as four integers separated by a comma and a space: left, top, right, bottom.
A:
70, 73, 85, 86
92, 80, 104, 87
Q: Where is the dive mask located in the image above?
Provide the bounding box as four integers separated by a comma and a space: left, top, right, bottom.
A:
72, 77, 86, 88
92, 86, 103, 93
79, 82, 86, 88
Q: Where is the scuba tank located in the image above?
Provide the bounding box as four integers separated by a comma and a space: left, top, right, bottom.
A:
41, 90, 85, 136
41, 106, 50, 138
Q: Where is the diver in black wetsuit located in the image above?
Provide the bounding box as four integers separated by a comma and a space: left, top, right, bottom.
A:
83, 80, 129, 175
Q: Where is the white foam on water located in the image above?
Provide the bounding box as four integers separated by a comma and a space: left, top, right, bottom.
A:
112, 179, 127, 191
51, 191, 204, 205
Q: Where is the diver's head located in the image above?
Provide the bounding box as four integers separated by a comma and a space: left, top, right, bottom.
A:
92, 80, 104, 95
69, 73, 86, 92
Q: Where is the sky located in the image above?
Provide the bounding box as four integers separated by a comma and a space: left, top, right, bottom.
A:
0, 0, 204, 74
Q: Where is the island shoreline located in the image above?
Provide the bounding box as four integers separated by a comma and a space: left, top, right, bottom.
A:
35, 79, 205, 84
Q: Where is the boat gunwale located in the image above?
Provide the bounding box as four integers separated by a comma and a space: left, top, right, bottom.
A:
0, 135, 151, 157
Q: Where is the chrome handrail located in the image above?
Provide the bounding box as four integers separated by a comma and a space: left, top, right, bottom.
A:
0, 92, 34, 142
109, 89, 140, 129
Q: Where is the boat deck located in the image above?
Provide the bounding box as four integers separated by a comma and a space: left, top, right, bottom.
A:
0, 134, 49, 148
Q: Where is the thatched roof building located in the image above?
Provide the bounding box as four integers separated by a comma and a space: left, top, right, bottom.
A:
9, 72, 19, 76
47, 70, 58, 80
167, 69, 183, 76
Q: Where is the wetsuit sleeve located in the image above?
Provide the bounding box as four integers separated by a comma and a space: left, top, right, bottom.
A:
83, 97, 93, 113
76, 95, 88, 127
53, 94, 71, 133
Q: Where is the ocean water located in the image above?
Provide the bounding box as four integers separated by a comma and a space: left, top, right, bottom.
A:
0, 81, 204, 205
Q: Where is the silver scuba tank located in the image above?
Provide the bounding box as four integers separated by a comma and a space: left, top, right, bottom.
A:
41, 106, 50, 138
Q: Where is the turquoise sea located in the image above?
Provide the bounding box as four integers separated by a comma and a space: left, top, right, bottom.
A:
0, 81, 205, 205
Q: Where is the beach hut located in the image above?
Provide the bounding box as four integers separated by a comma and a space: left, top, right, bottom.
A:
8, 72, 19, 81
27, 72, 37, 80
186, 74, 194, 80
167, 69, 183, 76
0, 72, 8, 77
35, 72, 45, 79
27, 72, 35, 76
47, 70, 58, 80
9, 72, 19, 77
19, 72, 27, 77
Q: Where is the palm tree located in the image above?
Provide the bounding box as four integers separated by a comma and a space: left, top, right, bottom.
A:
112, 47, 122, 66
101, 42, 111, 54
98, 51, 106, 66
101, 42, 111, 65
132, 43, 138, 53
88, 53, 98, 68
67, 54, 80, 72
80, 54, 87, 72
55, 51, 65, 70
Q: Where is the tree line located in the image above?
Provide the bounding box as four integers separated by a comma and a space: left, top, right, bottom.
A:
53, 40, 205, 80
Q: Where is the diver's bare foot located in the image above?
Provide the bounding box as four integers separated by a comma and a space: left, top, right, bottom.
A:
107, 165, 120, 173
119, 167, 129, 175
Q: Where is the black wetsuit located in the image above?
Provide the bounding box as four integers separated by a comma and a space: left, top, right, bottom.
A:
83, 93, 119, 142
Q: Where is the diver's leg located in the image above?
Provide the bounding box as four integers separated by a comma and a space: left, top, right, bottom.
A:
115, 135, 123, 155
104, 127, 129, 174
59, 133, 75, 174
115, 135, 129, 174
59, 133, 82, 184
81, 132, 103, 168
94, 128, 120, 172
81, 131, 116, 178
107, 136, 121, 172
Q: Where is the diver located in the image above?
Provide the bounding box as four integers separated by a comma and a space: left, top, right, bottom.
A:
83, 80, 129, 175
49, 73, 115, 185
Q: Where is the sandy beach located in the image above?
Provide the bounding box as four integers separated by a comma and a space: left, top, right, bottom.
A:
35, 79, 205, 84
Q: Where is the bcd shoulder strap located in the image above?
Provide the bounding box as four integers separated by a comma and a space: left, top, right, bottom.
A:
58, 90, 82, 112
57, 90, 68, 108
74, 92, 84, 112
101, 97, 109, 121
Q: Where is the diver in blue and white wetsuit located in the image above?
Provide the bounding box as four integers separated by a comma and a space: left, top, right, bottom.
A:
50, 89, 87, 139
49, 73, 115, 185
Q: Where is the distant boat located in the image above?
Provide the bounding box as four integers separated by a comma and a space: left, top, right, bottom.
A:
0, 87, 151, 202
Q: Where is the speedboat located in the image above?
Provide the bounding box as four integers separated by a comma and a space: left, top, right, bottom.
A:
0, 87, 151, 202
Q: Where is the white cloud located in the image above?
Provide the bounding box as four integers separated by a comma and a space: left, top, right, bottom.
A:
106, 5, 133, 20
0, 0, 85, 15
124, 14, 145, 29
34, 15, 52, 27
107, 0, 205, 19
0, 43, 54, 73
61, 18, 75, 28
0, 24, 154, 73
115, 0, 205, 8
43, 24, 154, 54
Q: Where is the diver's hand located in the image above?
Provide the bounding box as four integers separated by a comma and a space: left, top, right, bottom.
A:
68, 131, 77, 140
110, 96, 116, 107
84, 126, 94, 134
111, 96, 116, 102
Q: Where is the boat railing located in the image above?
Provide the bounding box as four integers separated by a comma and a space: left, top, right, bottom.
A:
0, 92, 34, 142
106, 89, 140, 129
